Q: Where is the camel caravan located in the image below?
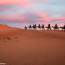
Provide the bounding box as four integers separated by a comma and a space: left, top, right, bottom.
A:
24, 24, 65, 32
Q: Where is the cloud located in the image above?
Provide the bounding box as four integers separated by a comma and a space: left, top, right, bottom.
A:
18, 3, 35, 9
0, 5, 12, 12
0, 0, 33, 5
0, 11, 65, 26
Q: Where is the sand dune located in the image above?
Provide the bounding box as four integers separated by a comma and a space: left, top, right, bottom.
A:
0, 25, 65, 65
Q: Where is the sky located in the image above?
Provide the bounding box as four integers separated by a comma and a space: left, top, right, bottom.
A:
0, 0, 65, 28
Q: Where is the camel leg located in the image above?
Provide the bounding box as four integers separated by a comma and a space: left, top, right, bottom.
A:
42, 28, 43, 30
62, 29, 63, 32
54, 29, 55, 31
50, 28, 51, 30
47, 28, 48, 30
58, 28, 59, 31
34, 28, 35, 30
40, 28, 41, 30
43, 28, 45, 30
44, 28, 45, 30
31, 27, 32, 30
64, 29, 65, 32
35, 28, 36, 30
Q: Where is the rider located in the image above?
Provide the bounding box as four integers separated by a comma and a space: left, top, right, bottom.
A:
35, 24, 36, 27
63, 25, 65, 28
29, 25, 31, 28
48, 24, 50, 28
55, 24, 58, 28
42, 24, 44, 28
39, 24, 40, 27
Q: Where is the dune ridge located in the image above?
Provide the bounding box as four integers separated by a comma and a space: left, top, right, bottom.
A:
0, 24, 65, 65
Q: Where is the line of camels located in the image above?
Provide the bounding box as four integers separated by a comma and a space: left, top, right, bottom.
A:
24, 24, 65, 32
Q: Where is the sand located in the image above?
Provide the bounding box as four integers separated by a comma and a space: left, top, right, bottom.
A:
0, 26, 65, 65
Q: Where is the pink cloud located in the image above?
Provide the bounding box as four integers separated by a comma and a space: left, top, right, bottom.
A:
0, 15, 26, 23
19, 3, 35, 9
42, 17, 65, 23
0, 0, 33, 4
34, 11, 65, 24
0, 11, 65, 26
34, 11, 48, 18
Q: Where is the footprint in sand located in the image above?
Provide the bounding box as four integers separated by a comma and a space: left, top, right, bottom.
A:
1, 37, 12, 42
14, 36, 18, 38
14, 37, 20, 42
0, 39, 1, 41
16, 40, 19, 42
7, 38, 11, 40
3, 41, 7, 42
0, 38, 6, 42
0, 37, 19, 42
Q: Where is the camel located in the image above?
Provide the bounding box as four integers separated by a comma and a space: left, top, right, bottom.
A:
59, 25, 65, 32
41, 24, 45, 30
37, 24, 41, 30
24, 26, 27, 30
46, 24, 51, 30
28, 25, 32, 29
32, 24, 37, 30
52, 24, 59, 30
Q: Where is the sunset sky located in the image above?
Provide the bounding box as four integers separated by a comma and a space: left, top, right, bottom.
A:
0, 0, 65, 28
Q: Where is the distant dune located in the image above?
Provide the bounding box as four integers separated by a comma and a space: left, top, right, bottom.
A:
0, 24, 22, 34
0, 24, 13, 29
0, 24, 65, 65
0, 24, 22, 30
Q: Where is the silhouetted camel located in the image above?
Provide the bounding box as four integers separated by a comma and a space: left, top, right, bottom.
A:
41, 24, 45, 30
46, 24, 51, 30
37, 24, 41, 30
28, 25, 32, 29
32, 24, 37, 30
52, 24, 59, 30
59, 25, 65, 32
24, 26, 27, 30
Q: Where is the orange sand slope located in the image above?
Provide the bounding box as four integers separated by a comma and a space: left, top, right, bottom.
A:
0, 25, 65, 65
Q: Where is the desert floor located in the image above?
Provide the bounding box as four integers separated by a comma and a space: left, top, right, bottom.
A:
0, 29, 65, 65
